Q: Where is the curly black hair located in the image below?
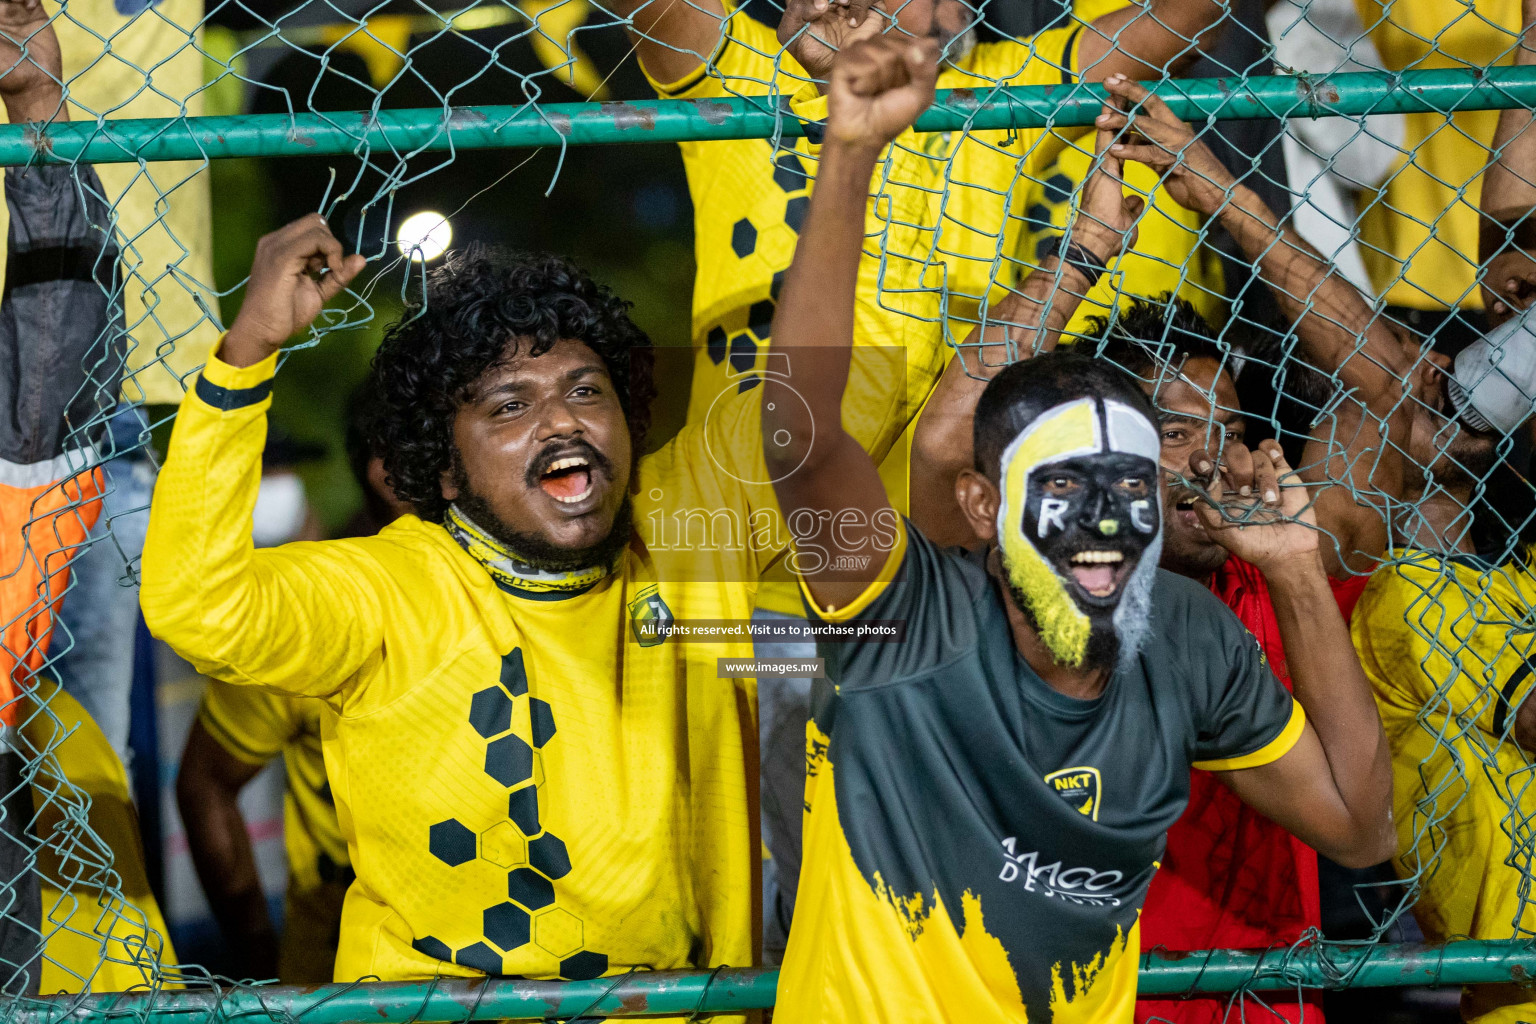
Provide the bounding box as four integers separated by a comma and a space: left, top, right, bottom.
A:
366, 245, 656, 522
1084, 294, 1233, 381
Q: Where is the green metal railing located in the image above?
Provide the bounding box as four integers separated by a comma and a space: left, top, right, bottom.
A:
13, 941, 1535, 1022
4, 65, 1535, 165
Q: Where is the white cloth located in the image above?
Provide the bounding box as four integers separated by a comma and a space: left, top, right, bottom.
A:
1267, 0, 1406, 297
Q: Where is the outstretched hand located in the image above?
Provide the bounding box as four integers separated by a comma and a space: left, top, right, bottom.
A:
1189, 439, 1322, 574
1094, 74, 1236, 219
222, 214, 368, 368
0, 0, 62, 125
825, 33, 939, 150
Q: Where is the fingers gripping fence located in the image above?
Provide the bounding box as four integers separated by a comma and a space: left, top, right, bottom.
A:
4, 0, 1536, 1019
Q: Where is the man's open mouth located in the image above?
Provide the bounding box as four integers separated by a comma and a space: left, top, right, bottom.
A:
1066, 548, 1131, 599
538, 455, 595, 505
1167, 486, 1203, 528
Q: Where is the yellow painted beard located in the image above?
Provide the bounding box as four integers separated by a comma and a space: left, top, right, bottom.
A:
1000, 536, 1091, 669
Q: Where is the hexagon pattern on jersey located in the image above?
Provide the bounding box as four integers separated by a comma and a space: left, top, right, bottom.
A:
418, 644, 604, 978
747, 300, 774, 341
561, 950, 610, 981
534, 907, 583, 958
508, 867, 555, 910
784, 195, 808, 234
429, 819, 476, 867
469, 686, 514, 738
731, 218, 757, 259
728, 331, 757, 375
484, 901, 532, 951
772, 152, 806, 193
705, 145, 812, 381
707, 325, 728, 365
484, 733, 534, 786
508, 784, 540, 835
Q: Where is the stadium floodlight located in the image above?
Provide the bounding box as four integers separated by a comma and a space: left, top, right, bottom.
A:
397, 210, 452, 262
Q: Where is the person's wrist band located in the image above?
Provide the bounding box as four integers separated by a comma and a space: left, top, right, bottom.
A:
1038, 235, 1108, 288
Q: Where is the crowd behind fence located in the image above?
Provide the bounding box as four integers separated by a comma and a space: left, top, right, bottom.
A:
1, 0, 1536, 1020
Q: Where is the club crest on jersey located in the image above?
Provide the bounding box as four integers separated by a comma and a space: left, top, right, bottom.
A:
628, 586, 674, 647
1044, 766, 1101, 822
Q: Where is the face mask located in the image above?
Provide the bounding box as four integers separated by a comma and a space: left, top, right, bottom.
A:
995, 397, 1163, 670
252, 472, 309, 548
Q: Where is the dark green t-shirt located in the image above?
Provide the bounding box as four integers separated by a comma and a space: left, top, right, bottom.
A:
784, 526, 1302, 1023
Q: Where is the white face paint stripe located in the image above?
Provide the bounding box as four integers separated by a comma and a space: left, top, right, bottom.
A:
1104, 400, 1162, 463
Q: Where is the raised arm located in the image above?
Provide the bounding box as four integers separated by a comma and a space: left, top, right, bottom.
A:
764, 33, 937, 612
1478, 0, 1536, 326
1076, 0, 1228, 83
910, 128, 1147, 546
609, 0, 727, 88
1190, 439, 1395, 868
1101, 76, 1413, 576
140, 218, 373, 696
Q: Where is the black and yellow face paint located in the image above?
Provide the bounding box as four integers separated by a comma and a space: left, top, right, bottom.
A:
995, 397, 1162, 668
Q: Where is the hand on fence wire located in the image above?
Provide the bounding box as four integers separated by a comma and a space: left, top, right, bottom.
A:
777, 0, 887, 82
1189, 439, 1320, 575
1094, 74, 1236, 220
0, 0, 60, 125
825, 33, 938, 150
221, 214, 367, 368
1070, 118, 1147, 268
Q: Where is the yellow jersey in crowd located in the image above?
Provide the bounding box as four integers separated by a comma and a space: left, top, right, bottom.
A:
1353, 0, 1521, 311
198, 681, 351, 984
21, 680, 179, 993
141, 338, 920, 993
1352, 548, 1536, 1024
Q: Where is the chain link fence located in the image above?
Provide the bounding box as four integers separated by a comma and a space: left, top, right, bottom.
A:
2, 0, 1535, 1018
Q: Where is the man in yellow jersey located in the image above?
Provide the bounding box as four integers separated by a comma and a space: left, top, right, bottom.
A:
761, 33, 1394, 1021
178, 683, 349, 984
141, 203, 925, 983
1352, 547, 1536, 1024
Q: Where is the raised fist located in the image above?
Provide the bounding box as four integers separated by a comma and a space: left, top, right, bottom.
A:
222, 214, 368, 367
825, 33, 939, 150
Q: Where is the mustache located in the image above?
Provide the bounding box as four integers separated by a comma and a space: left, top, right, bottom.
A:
525, 438, 613, 488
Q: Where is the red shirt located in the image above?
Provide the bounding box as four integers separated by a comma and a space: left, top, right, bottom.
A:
1135, 557, 1368, 1024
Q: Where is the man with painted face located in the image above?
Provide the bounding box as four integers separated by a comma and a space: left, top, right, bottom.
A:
606, 0, 1230, 958
140, 213, 929, 984
764, 34, 1394, 1022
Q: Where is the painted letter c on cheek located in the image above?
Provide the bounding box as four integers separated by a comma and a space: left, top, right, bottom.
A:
1130, 499, 1155, 534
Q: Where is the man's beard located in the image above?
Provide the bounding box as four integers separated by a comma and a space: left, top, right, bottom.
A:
1005, 534, 1162, 676
451, 464, 633, 574
940, 25, 979, 66
1437, 431, 1500, 488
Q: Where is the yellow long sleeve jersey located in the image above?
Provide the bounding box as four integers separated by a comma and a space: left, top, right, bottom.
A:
141, 349, 800, 986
